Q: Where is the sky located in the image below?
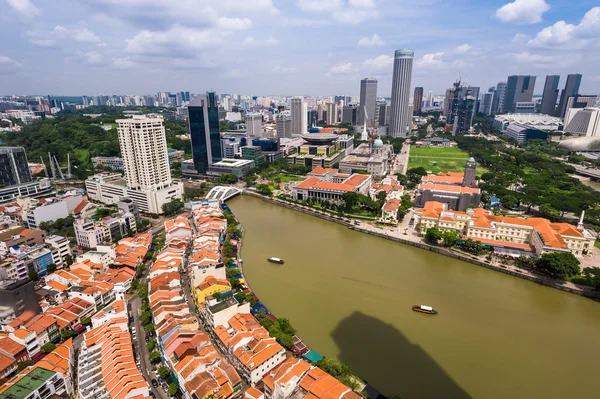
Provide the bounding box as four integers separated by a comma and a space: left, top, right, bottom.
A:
1, 0, 599, 97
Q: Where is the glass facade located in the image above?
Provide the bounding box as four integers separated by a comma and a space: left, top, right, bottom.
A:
187, 92, 222, 174
0, 147, 32, 187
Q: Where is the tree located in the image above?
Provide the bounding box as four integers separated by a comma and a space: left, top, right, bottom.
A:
146, 340, 155, 351
376, 191, 388, 206
256, 184, 273, 196
41, 343, 56, 354
144, 324, 155, 334
501, 195, 518, 209
424, 227, 443, 243
407, 167, 428, 182
168, 383, 178, 396
17, 360, 34, 372
441, 230, 459, 246
259, 316, 274, 331
218, 174, 238, 185
535, 252, 581, 279
80, 316, 91, 326
64, 255, 73, 267
316, 358, 352, 379
226, 268, 241, 278
339, 375, 360, 390
162, 199, 184, 216
28, 270, 38, 282
61, 329, 75, 341
222, 240, 235, 257
223, 257, 234, 265
229, 277, 241, 288
275, 318, 296, 335
158, 366, 171, 380
47, 263, 58, 274
342, 192, 360, 212
139, 311, 153, 325
463, 238, 483, 253
236, 291, 248, 302
149, 351, 161, 363
583, 267, 600, 289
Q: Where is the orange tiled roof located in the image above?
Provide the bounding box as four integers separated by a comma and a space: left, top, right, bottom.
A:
263, 356, 311, 391
11, 329, 32, 340
0, 353, 16, 374
418, 182, 479, 194
299, 367, 361, 399
295, 177, 321, 190
0, 336, 26, 356
383, 199, 401, 211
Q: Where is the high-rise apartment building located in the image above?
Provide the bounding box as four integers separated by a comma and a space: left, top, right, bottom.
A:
245, 113, 262, 137
276, 114, 292, 138
291, 97, 307, 135
0, 147, 32, 187
503, 75, 536, 113
540, 75, 560, 115
326, 103, 338, 125
116, 115, 172, 191
358, 78, 377, 127
413, 87, 423, 115
557, 74, 583, 118
491, 82, 506, 114
389, 49, 414, 138
188, 92, 222, 174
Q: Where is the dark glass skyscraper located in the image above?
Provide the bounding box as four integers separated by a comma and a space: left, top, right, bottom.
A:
0, 147, 32, 187
557, 74, 582, 118
187, 92, 221, 174
503, 75, 536, 113
413, 87, 423, 115
540, 75, 560, 115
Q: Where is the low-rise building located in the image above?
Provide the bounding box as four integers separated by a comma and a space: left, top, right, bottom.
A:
492, 113, 561, 132
44, 235, 72, 267
0, 366, 72, 399
338, 140, 393, 177
74, 212, 136, 250
292, 168, 371, 202
207, 159, 256, 178
286, 134, 348, 169
504, 124, 548, 144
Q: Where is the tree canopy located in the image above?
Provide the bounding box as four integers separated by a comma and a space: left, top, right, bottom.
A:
535, 252, 581, 279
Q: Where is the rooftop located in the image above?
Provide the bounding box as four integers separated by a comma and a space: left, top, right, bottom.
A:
0, 367, 55, 399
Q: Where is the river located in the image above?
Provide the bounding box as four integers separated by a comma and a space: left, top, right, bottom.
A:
228, 195, 600, 399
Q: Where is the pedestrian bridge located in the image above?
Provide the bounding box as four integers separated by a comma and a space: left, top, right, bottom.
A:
206, 186, 243, 201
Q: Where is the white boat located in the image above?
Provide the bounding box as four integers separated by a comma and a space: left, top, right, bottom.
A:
412, 305, 438, 315
267, 257, 284, 264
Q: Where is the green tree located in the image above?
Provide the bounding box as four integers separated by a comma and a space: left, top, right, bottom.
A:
535, 252, 581, 279
256, 184, 273, 196
583, 267, 600, 289
158, 366, 171, 380
168, 383, 178, 396
149, 351, 161, 363
339, 375, 359, 390
17, 360, 34, 372
501, 195, 518, 209
463, 238, 483, 253
425, 227, 443, 243
162, 199, 184, 216
236, 291, 248, 302
259, 316, 274, 331
144, 324, 155, 334
28, 270, 38, 282
146, 340, 155, 351
222, 240, 235, 257
342, 192, 360, 212
139, 311, 153, 325
80, 316, 91, 326
441, 230, 459, 246
41, 343, 56, 354
64, 255, 73, 267
229, 277, 241, 288
316, 358, 352, 379
275, 318, 296, 335
226, 268, 241, 278
61, 329, 75, 341
46, 263, 57, 274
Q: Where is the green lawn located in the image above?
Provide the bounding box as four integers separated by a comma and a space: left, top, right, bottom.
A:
408, 146, 488, 175
269, 173, 304, 183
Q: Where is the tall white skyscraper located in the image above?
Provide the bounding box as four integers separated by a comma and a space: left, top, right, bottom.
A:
117, 115, 172, 191
326, 103, 338, 125
291, 97, 308, 135
389, 49, 414, 138
246, 113, 263, 137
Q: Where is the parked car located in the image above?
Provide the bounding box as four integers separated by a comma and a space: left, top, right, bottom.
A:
145, 335, 150, 343
151, 379, 159, 388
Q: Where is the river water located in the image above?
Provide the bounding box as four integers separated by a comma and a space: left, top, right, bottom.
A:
228, 195, 600, 399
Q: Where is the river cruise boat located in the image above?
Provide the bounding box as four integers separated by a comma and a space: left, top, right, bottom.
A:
412, 305, 438, 315
267, 257, 284, 264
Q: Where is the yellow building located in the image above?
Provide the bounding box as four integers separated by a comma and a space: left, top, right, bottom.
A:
194, 275, 231, 305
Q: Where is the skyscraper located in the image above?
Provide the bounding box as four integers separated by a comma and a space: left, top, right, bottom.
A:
480, 87, 495, 115
358, 78, 377, 127
245, 113, 263, 137
377, 101, 389, 126
469, 87, 480, 115
276, 114, 292, 138
491, 82, 506, 114
116, 115, 172, 191
187, 92, 222, 174
413, 87, 423, 115
0, 147, 32, 187
291, 97, 307, 135
341, 105, 357, 125
557, 73, 582, 118
326, 103, 338, 125
389, 49, 414, 138
540, 75, 560, 115
503, 75, 536, 113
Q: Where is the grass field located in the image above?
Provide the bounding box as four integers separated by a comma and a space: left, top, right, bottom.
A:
408, 146, 487, 175
269, 173, 304, 183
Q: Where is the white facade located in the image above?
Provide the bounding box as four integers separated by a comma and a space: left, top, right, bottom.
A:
246, 113, 263, 137
45, 235, 72, 266
203, 298, 250, 329
389, 49, 414, 137
326, 103, 338, 125
564, 107, 600, 137
117, 115, 172, 191
74, 219, 109, 249
492, 113, 562, 132
291, 97, 307, 135
276, 114, 292, 138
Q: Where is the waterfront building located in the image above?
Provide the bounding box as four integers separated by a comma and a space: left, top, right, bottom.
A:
286, 134, 348, 169
540, 75, 560, 115
389, 49, 414, 138
557, 74, 582, 118
414, 201, 595, 257
358, 78, 377, 127
188, 92, 222, 175
503, 75, 536, 113
564, 107, 600, 136
292, 167, 371, 201
338, 139, 393, 177
207, 159, 255, 178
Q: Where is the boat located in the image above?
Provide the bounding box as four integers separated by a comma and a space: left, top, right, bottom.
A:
267, 257, 284, 264
412, 305, 438, 315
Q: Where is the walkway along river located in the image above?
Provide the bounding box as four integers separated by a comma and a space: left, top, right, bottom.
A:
228, 195, 600, 399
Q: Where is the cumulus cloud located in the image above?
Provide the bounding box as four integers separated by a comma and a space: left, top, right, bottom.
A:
217, 17, 253, 30
455, 44, 472, 53
528, 7, 600, 49
7, 0, 41, 18
28, 25, 104, 47
510, 51, 581, 68
83, 51, 105, 65
416, 52, 444, 68
362, 54, 393, 74
357, 34, 384, 47
328, 62, 354, 75
495, 0, 550, 25
125, 24, 223, 56
297, 0, 379, 24
0, 56, 22, 74
111, 57, 137, 69
242, 36, 279, 46
72, 28, 102, 43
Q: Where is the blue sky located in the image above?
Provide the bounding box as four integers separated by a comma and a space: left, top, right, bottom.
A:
1, 0, 599, 97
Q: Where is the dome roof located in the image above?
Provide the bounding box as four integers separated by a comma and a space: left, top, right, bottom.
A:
373, 138, 384, 147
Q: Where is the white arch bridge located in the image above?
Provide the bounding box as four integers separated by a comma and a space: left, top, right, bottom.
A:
206, 186, 243, 201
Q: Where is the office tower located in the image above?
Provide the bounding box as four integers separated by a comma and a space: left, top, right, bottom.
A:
491, 82, 506, 114
413, 87, 423, 115
222, 96, 232, 112
0, 147, 32, 187
246, 113, 262, 137
389, 49, 414, 138
358, 78, 378, 127
116, 115, 171, 191
566, 94, 597, 110
426, 91, 434, 108
480, 92, 493, 114
452, 90, 475, 136
221, 137, 240, 159
326, 103, 338, 125
444, 81, 462, 125
503, 75, 536, 113
308, 109, 318, 129
276, 114, 292, 138
82, 95, 89, 106
540, 75, 560, 115
564, 107, 600, 137
187, 93, 222, 174
291, 97, 307, 135
378, 101, 389, 126
185, 92, 190, 102
470, 87, 480, 114
557, 74, 583, 118
341, 105, 357, 125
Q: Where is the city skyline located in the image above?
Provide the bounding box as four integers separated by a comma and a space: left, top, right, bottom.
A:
0, 1, 599, 96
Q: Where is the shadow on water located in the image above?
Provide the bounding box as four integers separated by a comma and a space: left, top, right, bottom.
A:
332, 311, 471, 399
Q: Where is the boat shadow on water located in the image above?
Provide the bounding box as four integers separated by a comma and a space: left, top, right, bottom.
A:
332, 311, 471, 399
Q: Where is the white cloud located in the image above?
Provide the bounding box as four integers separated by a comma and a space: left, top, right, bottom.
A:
328, 62, 354, 75
416, 52, 444, 68
111, 57, 137, 69
6, 0, 41, 18
73, 28, 102, 43
455, 44, 472, 53
222, 68, 247, 78
125, 24, 223, 56
297, 0, 379, 24
242, 36, 279, 46
272, 66, 299, 74
495, 0, 550, 25
28, 39, 56, 48
217, 17, 253, 30
0, 55, 22, 74
509, 51, 581, 68
512, 33, 529, 43
28, 25, 104, 47
357, 34, 383, 47
362, 54, 393, 74
83, 51, 105, 65
528, 7, 600, 49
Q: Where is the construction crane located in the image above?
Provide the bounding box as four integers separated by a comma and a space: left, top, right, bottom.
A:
54, 156, 65, 180
48, 153, 57, 181
67, 154, 72, 179
39, 156, 49, 179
